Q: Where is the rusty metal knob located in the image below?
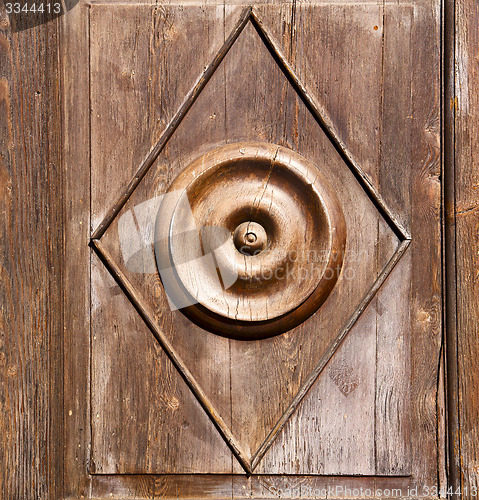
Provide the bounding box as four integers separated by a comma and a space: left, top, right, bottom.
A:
155, 142, 346, 340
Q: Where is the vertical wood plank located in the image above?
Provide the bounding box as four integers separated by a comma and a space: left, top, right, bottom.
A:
259, 3, 384, 187
409, 0, 443, 487
375, 5, 414, 476
443, 0, 460, 491
454, 0, 479, 491
375, 249, 412, 475
0, 5, 63, 499
62, 2, 92, 497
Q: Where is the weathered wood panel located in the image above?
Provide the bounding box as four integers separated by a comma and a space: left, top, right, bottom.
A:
218, 12, 389, 471
91, 251, 235, 473
89, 4, 415, 476
89, 474, 438, 499
253, 4, 384, 475
89, 4, 239, 474
62, 2, 93, 497
408, 0, 443, 487
0, 6, 63, 500
0, 0, 451, 497
454, 0, 479, 492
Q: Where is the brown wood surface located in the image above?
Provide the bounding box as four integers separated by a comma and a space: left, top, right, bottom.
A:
0, 6, 63, 500
91, 4, 409, 476
84, 1, 446, 492
375, 6, 414, 476
453, 0, 479, 492
3, 0, 473, 497
89, 474, 441, 499
62, 2, 93, 497
408, 0, 444, 488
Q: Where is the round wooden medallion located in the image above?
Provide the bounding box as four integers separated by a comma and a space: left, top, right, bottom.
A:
154, 142, 346, 340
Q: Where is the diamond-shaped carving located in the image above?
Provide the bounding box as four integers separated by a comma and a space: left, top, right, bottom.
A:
90, 7, 410, 474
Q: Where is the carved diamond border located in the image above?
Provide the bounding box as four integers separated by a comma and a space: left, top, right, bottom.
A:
90, 7, 411, 475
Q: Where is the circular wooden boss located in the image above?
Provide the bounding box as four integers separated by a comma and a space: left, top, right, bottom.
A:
155, 142, 346, 340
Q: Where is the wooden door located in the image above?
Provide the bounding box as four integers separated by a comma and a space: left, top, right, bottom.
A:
2, 0, 452, 497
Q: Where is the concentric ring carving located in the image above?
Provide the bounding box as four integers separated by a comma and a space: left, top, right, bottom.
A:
154, 142, 347, 340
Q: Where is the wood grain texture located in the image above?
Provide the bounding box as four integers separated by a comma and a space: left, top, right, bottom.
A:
252, 4, 394, 475
89, 4, 241, 474
408, 0, 443, 487
92, 5, 408, 476
0, 0, 445, 497
90, 248, 236, 473
88, 474, 438, 499
454, 0, 479, 491
194, 8, 390, 470
62, 3, 93, 498
0, 5, 63, 500
257, 298, 378, 475
0, 0, 457, 497
375, 5, 414, 476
